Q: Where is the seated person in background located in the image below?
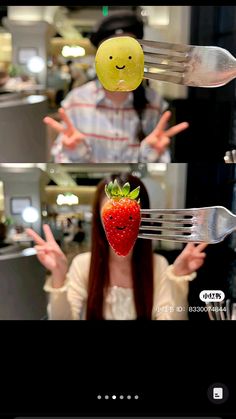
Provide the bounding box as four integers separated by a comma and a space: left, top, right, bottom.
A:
73, 220, 86, 244
44, 10, 189, 163
0, 71, 9, 89
27, 174, 207, 320
66, 60, 88, 91
0, 222, 22, 254
0, 222, 7, 247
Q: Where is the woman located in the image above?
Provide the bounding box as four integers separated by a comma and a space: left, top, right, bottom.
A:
44, 11, 189, 163
27, 174, 207, 320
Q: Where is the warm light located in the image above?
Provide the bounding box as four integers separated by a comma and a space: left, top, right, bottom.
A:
27, 56, 45, 73
141, 9, 149, 17
56, 193, 79, 206
144, 67, 165, 74
62, 45, 85, 58
147, 163, 167, 173
22, 207, 39, 223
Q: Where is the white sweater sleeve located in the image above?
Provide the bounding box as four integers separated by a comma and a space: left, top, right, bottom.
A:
152, 254, 196, 320
44, 252, 91, 320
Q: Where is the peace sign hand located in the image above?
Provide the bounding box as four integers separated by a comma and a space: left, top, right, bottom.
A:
26, 224, 68, 288
145, 110, 189, 155
173, 243, 208, 276
44, 108, 86, 150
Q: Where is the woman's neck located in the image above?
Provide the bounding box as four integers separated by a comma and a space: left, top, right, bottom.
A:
104, 89, 129, 106
108, 247, 133, 288
109, 247, 132, 263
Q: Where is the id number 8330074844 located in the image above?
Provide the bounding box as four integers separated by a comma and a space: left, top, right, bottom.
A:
155, 305, 227, 313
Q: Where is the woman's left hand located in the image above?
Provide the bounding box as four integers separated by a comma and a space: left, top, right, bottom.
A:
144, 110, 189, 155
173, 243, 208, 276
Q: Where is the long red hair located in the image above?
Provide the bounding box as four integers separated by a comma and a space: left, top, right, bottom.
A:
86, 173, 154, 320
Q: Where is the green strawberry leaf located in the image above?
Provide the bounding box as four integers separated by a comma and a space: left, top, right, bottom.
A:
128, 186, 140, 200
105, 184, 110, 198
122, 182, 130, 196
112, 179, 122, 196
107, 181, 113, 196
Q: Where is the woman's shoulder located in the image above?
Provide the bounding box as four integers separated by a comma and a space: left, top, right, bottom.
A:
145, 86, 169, 112
62, 80, 98, 105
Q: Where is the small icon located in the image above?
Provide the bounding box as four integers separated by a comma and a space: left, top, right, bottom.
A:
213, 387, 223, 399
200, 290, 225, 302
207, 382, 229, 404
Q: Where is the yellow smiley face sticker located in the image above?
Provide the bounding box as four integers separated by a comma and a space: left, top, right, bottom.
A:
95, 36, 144, 92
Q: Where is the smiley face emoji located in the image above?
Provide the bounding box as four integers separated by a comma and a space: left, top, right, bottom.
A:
95, 36, 144, 91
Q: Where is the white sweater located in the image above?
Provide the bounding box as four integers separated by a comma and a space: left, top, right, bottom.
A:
44, 252, 196, 320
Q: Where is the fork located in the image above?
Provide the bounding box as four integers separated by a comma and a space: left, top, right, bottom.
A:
139, 39, 236, 87
138, 206, 236, 243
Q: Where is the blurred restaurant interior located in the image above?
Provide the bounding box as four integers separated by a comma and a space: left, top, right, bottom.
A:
1, 162, 236, 319
1, 5, 236, 162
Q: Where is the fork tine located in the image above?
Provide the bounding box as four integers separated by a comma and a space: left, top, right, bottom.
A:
139, 39, 191, 53
144, 71, 184, 85
144, 60, 185, 73
140, 209, 196, 215
139, 225, 193, 234
144, 51, 189, 63
138, 233, 197, 242
141, 217, 192, 223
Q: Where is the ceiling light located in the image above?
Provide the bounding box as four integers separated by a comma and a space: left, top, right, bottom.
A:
27, 56, 45, 73
62, 45, 85, 58
56, 193, 79, 206
22, 206, 39, 223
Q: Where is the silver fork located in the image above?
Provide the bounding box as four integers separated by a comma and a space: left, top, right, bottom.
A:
139, 39, 236, 88
138, 206, 236, 243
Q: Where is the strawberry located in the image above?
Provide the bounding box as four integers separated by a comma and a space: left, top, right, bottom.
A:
101, 179, 141, 256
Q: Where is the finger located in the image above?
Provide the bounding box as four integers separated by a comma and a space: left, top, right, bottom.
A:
43, 117, 65, 133
184, 243, 195, 251
26, 228, 45, 245
192, 253, 207, 259
191, 260, 204, 270
153, 110, 172, 134
195, 242, 208, 252
43, 224, 57, 244
59, 108, 74, 131
35, 243, 62, 256
35, 245, 51, 252
35, 251, 47, 263
62, 135, 78, 150
146, 135, 170, 149
164, 121, 189, 137
34, 247, 47, 257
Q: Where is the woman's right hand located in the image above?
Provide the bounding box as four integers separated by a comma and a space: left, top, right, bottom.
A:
44, 107, 86, 150
26, 224, 68, 288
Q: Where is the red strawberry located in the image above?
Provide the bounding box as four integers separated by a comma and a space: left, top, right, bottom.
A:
101, 179, 141, 256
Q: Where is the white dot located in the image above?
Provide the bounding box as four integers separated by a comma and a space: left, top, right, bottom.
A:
112, 395, 116, 399
120, 395, 124, 399
135, 395, 139, 399
105, 395, 109, 399
127, 395, 131, 399
97, 395, 101, 399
